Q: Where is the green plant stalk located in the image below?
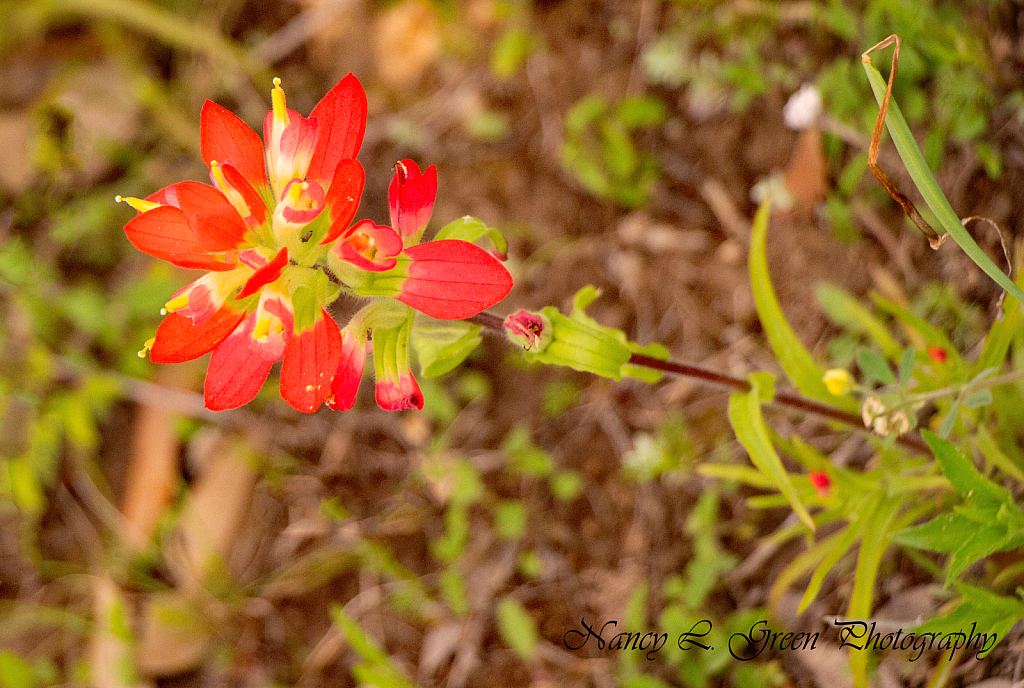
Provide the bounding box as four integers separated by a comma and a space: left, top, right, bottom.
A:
862, 50, 1024, 306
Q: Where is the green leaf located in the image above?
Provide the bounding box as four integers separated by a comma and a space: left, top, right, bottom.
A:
976, 266, 1024, 374
727, 381, 814, 531
856, 347, 895, 386
893, 513, 977, 553
963, 389, 993, 410
863, 56, 1024, 307
847, 494, 903, 686
946, 526, 1024, 583
496, 598, 537, 660
899, 347, 916, 386
432, 216, 508, 259
938, 400, 960, 439
751, 201, 855, 409
798, 496, 875, 613
922, 430, 1012, 507
491, 28, 534, 79
411, 318, 482, 378
816, 283, 901, 358
494, 500, 528, 540
913, 583, 1024, 659
975, 425, 1024, 484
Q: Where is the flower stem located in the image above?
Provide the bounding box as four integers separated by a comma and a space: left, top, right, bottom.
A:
468, 312, 930, 455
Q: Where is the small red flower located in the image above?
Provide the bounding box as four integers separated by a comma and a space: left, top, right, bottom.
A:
927, 345, 947, 363
808, 471, 831, 498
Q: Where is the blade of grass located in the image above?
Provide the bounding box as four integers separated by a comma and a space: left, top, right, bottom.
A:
750, 199, 858, 411
862, 36, 1024, 307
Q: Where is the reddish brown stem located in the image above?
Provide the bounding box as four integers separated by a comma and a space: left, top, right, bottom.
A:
468, 313, 930, 455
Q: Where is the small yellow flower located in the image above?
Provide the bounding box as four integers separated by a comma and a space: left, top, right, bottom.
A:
823, 368, 853, 396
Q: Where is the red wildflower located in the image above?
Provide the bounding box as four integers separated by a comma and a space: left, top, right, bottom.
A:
126, 75, 367, 413
124, 75, 513, 414
927, 345, 947, 364
808, 471, 832, 498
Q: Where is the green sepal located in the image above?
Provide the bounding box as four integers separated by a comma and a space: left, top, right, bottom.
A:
524, 307, 631, 380
373, 309, 415, 384
568, 285, 666, 381
412, 316, 483, 378
328, 251, 409, 297
433, 216, 508, 259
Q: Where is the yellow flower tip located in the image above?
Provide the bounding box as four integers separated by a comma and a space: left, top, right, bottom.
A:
138, 337, 156, 358
271, 77, 289, 127
116, 195, 160, 213
823, 369, 852, 396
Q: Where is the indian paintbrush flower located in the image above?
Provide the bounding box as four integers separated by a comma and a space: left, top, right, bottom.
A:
122, 75, 512, 413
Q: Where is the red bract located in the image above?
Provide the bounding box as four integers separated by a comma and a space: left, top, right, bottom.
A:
126, 75, 369, 413
389, 159, 437, 241
397, 240, 514, 319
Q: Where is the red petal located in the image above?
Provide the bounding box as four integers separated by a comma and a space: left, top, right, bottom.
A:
375, 373, 423, 411
201, 101, 268, 192
305, 74, 367, 186
335, 221, 402, 272
321, 159, 365, 244
204, 313, 277, 411
397, 240, 513, 319
124, 206, 236, 271
147, 180, 228, 214
389, 161, 437, 238
189, 203, 250, 252
150, 307, 247, 364
220, 162, 268, 226
280, 309, 343, 413
237, 247, 288, 299
328, 333, 366, 411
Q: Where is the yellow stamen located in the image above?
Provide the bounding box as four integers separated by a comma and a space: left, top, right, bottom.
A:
161, 294, 190, 315
286, 181, 308, 206
271, 77, 289, 128
116, 195, 160, 213
253, 317, 271, 340
138, 337, 156, 358
210, 160, 227, 188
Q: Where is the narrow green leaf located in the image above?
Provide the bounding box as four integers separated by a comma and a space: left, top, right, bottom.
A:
750, 201, 856, 410
816, 283, 901, 358
727, 382, 814, 531
797, 495, 877, 613
899, 347, 916, 386
863, 58, 1024, 306
870, 294, 960, 365
975, 425, 1024, 484
330, 606, 390, 667
963, 389, 993, 410
938, 400, 959, 439
856, 347, 895, 386
977, 268, 1024, 374
769, 527, 846, 611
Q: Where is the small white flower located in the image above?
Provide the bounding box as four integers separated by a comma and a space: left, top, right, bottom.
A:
783, 83, 822, 131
